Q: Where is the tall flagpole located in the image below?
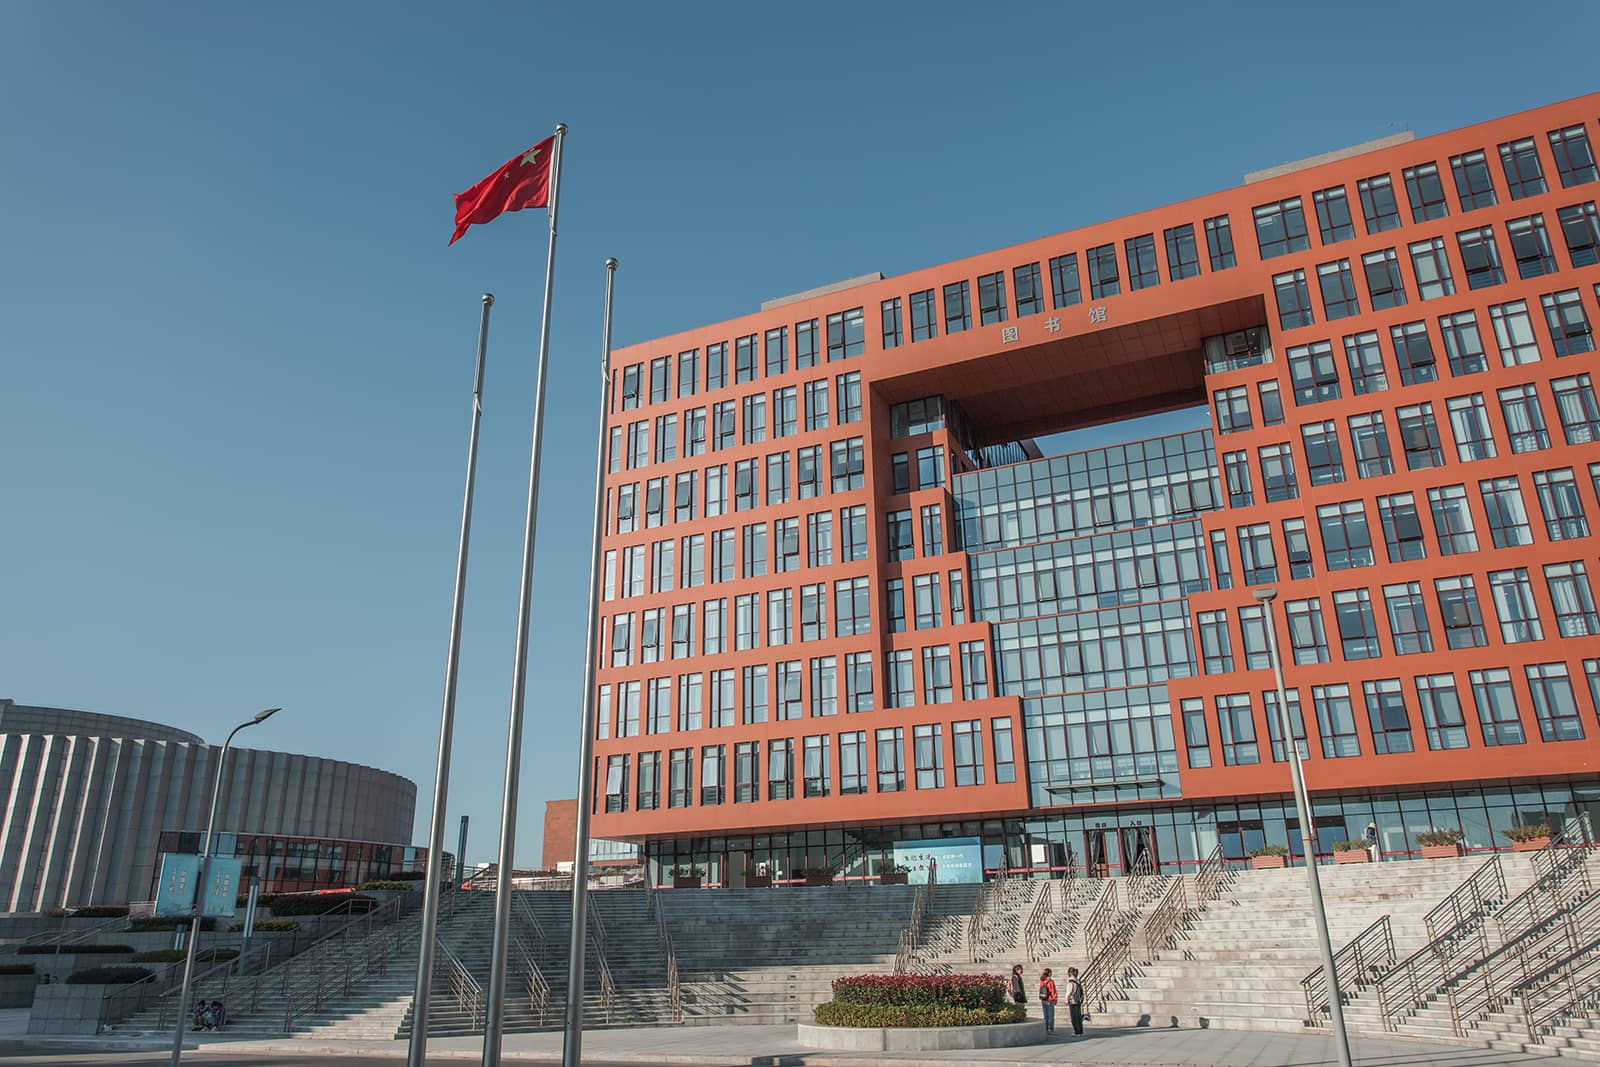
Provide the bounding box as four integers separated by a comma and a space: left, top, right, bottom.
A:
483, 121, 567, 1067
561, 257, 616, 1067
408, 293, 494, 1067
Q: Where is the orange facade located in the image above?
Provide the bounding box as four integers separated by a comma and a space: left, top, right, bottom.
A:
589, 94, 1600, 859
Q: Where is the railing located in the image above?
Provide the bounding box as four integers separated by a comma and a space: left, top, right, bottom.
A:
1081, 879, 1119, 958
1303, 915, 1395, 1026
894, 885, 927, 974
1531, 812, 1595, 882
1140, 877, 1189, 962
1497, 844, 1591, 943
509, 933, 549, 1026
1521, 934, 1600, 1042
1023, 880, 1053, 962
1194, 842, 1226, 907
22, 913, 129, 948
1425, 854, 1507, 941
262, 892, 416, 1033
1056, 863, 1077, 911
1126, 850, 1158, 906
512, 892, 546, 941
643, 877, 682, 1022
95, 968, 159, 1032
437, 939, 483, 1029
586, 890, 616, 1024
1080, 919, 1133, 1011
1376, 917, 1490, 1032
966, 880, 994, 962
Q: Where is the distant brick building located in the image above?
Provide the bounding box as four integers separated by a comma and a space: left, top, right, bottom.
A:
541, 799, 638, 869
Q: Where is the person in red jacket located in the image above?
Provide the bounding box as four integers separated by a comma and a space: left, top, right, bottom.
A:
1037, 967, 1058, 1034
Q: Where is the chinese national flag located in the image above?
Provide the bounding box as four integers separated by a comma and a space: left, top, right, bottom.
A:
449, 135, 556, 245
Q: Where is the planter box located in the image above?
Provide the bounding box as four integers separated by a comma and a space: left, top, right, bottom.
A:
672, 876, 703, 889
1250, 855, 1287, 870
1420, 844, 1463, 859
745, 875, 772, 889
1512, 836, 1551, 852
879, 872, 909, 885
803, 875, 836, 887
1334, 850, 1370, 864
798, 1020, 1047, 1051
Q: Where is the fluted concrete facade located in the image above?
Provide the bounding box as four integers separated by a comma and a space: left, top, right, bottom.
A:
0, 699, 417, 911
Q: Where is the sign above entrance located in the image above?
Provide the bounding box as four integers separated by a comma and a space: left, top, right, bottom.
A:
892, 836, 984, 884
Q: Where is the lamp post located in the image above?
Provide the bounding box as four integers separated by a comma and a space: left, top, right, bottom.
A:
170, 707, 280, 1067
1253, 588, 1352, 1067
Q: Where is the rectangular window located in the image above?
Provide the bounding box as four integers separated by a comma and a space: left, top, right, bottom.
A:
1384, 581, 1433, 654
810, 656, 837, 716
1436, 575, 1488, 649
1526, 663, 1585, 742
795, 319, 818, 369
1446, 393, 1497, 461
909, 289, 937, 342
1541, 289, 1595, 356
1457, 226, 1505, 289
764, 326, 788, 377
1289, 341, 1341, 405
1428, 484, 1478, 555
1342, 331, 1387, 394
1317, 259, 1361, 319
1317, 500, 1373, 570
1469, 668, 1525, 746
886, 650, 915, 708
1259, 442, 1298, 502
1333, 588, 1382, 660
1499, 137, 1548, 199
773, 386, 797, 437
1545, 561, 1600, 637
741, 393, 766, 445
1274, 269, 1314, 330
1013, 262, 1043, 316
803, 379, 829, 430
1259, 380, 1285, 425
1204, 214, 1236, 270
1507, 214, 1557, 278
1363, 248, 1408, 309
977, 271, 1008, 325
733, 741, 760, 802
1214, 385, 1251, 432
603, 755, 628, 813
803, 735, 830, 797
1349, 411, 1394, 477
1125, 233, 1159, 289
839, 731, 866, 795
677, 350, 699, 398
1358, 174, 1402, 233
1254, 197, 1311, 258
830, 437, 864, 492
1164, 224, 1200, 280
952, 720, 984, 787
886, 509, 914, 562
649, 357, 671, 404
1363, 679, 1414, 754
836, 371, 862, 423
668, 748, 692, 808
1557, 202, 1600, 266
1398, 403, 1445, 469
1048, 253, 1082, 308
1490, 299, 1542, 365
1479, 475, 1533, 547
1264, 689, 1309, 763
1301, 420, 1345, 485
881, 298, 903, 349
1216, 693, 1258, 766
1181, 698, 1212, 769
1408, 237, 1456, 301
1377, 492, 1425, 561
1087, 243, 1120, 298
705, 342, 727, 391
620, 363, 642, 410
1439, 310, 1488, 375
1451, 149, 1498, 211
1552, 374, 1600, 444
1197, 610, 1233, 675
841, 505, 867, 561
1534, 467, 1590, 540
1238, 523, 1277, 585
960, 640, 989, 700
1488, 567, 1543, 643
734, 334, 758, 384
847, 651, 874, 712
1404, 162, 1450, 222
1416, 675, 1469, 750
1210, 529, 1233, 590
1391, 321, 1437, 385
1313, 684, 1361, 758
1498, 383, 1550, 454
826, 307, 865, 360
1223, 450, 1253, 508
1313, 185, 1355, 244
921, 646, 952, 705
1549, 125, 1599, 188
775, 662, 802, 721
941, 283, 971, 334
875, 727, 905, 792
1283, 517, 1314, 579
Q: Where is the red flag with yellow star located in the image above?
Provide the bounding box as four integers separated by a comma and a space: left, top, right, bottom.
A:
450, 135, 555, 245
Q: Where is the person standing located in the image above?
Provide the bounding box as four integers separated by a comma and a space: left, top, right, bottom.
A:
1064, 966, 1085, 1035
1008, 963, 1026, 1008
1037, 967, 1058, 1034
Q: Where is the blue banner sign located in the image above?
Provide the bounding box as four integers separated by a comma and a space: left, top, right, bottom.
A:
153, 853, 201, 917
892, 836, 985, 884
200, 857, 243, 918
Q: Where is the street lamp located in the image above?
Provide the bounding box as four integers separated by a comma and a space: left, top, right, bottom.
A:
1253, 588, 1352, 1067
170, 707, 281, 1067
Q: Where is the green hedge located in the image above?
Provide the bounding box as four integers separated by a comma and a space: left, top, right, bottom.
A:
229, 918, 300, 932
830, 974, 1008, 1010
260, 893, 376, 916
66, 966, 153, 985
19, 943, 133, 955
813, 1003, 1027, 1027
67, 905, 130, 918
129, 917, 216, 932
355, 880, 415, 892
0, 963, 36, 976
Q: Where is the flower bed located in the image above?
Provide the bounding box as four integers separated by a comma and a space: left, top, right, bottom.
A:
812, 974, 1026, 1028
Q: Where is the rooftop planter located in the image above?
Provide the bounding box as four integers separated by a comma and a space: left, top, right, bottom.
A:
1504, 823, 1552, 852
1248, 845, 1288, 870
1416, 828, 1464, 858
1333, 840, 1371, 864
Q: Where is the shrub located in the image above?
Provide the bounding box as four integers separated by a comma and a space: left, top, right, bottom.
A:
814, 1003, 1026, 1027
1503, 823, 1552, 843
0, 963, 36, 976
19, 943, 133, 956
389, 870, 428, 881
831, 974, 1007, 1011
129, 918, 216, 932
1248, 845, 1289, 858
66, 905, 130, 919
1332, 840, 1368, 852
881, 862, 910, 874
1417, 828, 1465, 847
260, 893, 376, 916
228, 918, 299, 932
65, 966, 153, 985
131, 949, 186, 963
669, 865, 704, 878
355, 880, 416, 892
797, 866, 837, 880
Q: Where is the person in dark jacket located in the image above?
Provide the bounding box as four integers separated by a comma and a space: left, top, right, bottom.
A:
1064, 966, 1085, 1035
1008, 963, 1026, 1006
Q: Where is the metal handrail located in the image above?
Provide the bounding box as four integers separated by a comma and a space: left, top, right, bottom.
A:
512, 892, 546, 941
509, 932, 549, 1026
437, 939, 483, 1029
1081, 879, 1119, 958
1376, 916, 1490, 1032
1497, 845, 1591, 942
1425, 854, 1506, 941
585, 889, 616, 1024
22, 913, 129, 948
1056, 862, 1078, 911
1194, 841, 1226, 906
1303, 915, 1395, 1025
1126, 849, 1158, 906
1080, 919, 1133, 1011
1520, 933, 1600, 1042
276, 894, 415, 1032
1140, 877, 1189, 962
895, 885, 927, 974
644, 879, 682, 1022
966, 880, 993, 962
1531, 812, 1595, 881
1023, 881, 1053, 962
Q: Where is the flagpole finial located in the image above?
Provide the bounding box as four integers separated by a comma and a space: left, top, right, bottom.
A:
555, 122, 568, 136
605, 258, 618, 270
482, 293, 495, 306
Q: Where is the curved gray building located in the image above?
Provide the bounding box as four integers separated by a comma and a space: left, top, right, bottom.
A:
0, 700, 419, 911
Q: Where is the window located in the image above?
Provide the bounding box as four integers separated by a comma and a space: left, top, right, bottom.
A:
1283, 517, 1314, 579
1398, 403, 1445, 469
1125, 233, 1159, 289
1470, 669, 1525, 746
763, 327, 787, 377
1259, 380, 1285, 425
1264, 689, 1309, 762
734, 334, 758, 384
627, 420, 649, 468
776, 662, 801, 721
910, 289, 937, 341
733, 459, 758, 512
1205, 214, 1237, 270
1534, 468, 1589, 540
806, 510, 832, 566
1214, 385, 1251, 433
1181, 698, 1212, 769
977, 271, 1008, 325
912, 573, 942, 630
704, 599, 727, 656
1488, 567, 1543, 643
1318, 500, 1373, 570
1349, 411, 1394, 478
667, 748, 692, 808
772, 387, 797, 438
1552, 374, 1600, 443
1049, 253, 1082, 308
1557, 203, 1600, 266
921, 647, 952, 706
991, 718, 1016, 783
886, 510, 914, 562
1317, 260, 1360, 319
1313, 185, 1355, 244
1363, 680, 1413, 754
875, 727, 905, 792
1238, 523, 1277, 586
1439, 310, 1488, 375
1359, 174, 1402, 233
620, 363, 642, 410
1404, 162, 1450, 221
1274, 269, 1314, 329
920, 504, 944, 557
1384, 582, 1433, 654
1343, 331, 1387, 394
705, 342, 727, 390
1546, 561, 1600, 637
1499, 137, 1548, 200
603, 755, 628, 813
1333, 588, 1382, 660
1165, 224, 1200, 280
1457, 226, 1505, 289
1087, 243, 1120, 298
837, 372, 862, 423
709, 669, 733, 727
741, 393, 766, 445
839, 732, 866, 795
1527, 663, 1585, 742
1451, 150, 1498, 211
1301, 420, 1345, 485
1013, 262, 1044, 316
1498, 384, 1550, 454
810, 656, 837, 715
1286, 597, 1329, 664
1391, 321, 1437, 386
732, 741, 759, 802
1254, 197, 1310, 258
1427, 485, 1478, 555
833, 576, 870, 636
841, 505, 867, 561
615, 483, 637, 533
1446, 393, 1497, 461
1239, 604, 1270, 670
677, 350, 698, 398
1210, 529, 1233, 590
1260, 442, 1298, 502
960, 640, 989, 700
742, 665, 769, 726
826, 307, 865, 360
829, 437, 863, 492
1216, 694, 1258, 766
1541, 289, 1595, 356
1408, 237, 1456, 301
846, 651, 874, 712
796, 319, 818, 368
1549, 126, 1598, 187
649, 357, 671, 404
803, 379, 829, 430
1436, 575, 1488, 648
803, 735, 830, 798
1223, 450, 1253, 507
1480, 476, 1533, 547
1415, 675, 1469, 750
684, 408, 706, 457
1490, 299, 1542, 365
1377, 492, 1425, 561
766, 453, 789, 507
941, 283, 971, 334
796, 445, 822, 499
952, 720, 985, 787
886, 650, 914, 708
880, 297, 903, 349
1313, 684, 1361, 758
1506, 215, 1557, 278
1289, 341, 1341, 404
1364, 249, 1408, 309
1197, 610, 1233, 675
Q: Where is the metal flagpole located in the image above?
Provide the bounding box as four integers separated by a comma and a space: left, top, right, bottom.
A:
483, 121, 567, 1067
562, 257, 616, 1067
408, 293, 495, 1067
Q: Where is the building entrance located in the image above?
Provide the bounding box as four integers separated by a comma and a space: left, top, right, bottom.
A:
1119, 825, 1156, 873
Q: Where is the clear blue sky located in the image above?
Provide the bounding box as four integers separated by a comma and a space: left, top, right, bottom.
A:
3, 1, 1596, 867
